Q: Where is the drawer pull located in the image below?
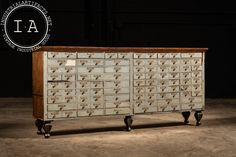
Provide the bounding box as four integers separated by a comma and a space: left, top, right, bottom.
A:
115, 97, 119, 100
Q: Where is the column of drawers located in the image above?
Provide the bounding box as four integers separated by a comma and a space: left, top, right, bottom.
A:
77, 53, 105, 116
180, 53, 203, 110
104, 53, 131, 115
47, 52, 77, 119
133, 53, 158, 113
156, 53, 181, 112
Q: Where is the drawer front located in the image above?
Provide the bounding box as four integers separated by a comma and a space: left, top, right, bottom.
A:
118, 53, 132, 59
181, 53, 202, 58
77, 81, 90, 88
47, 103, 77, 111
134, 80, 145, 87
48, 59, 76, 66
134, 73, 145, 80
48, 82, 75, 89
146, 53, 157, 59
78, 109, 104, 116
134, 53, 146, 58
78, 102, 90, 110
90, 102, 104, 109
145, 73, 157, 79
105, 101, 130, 108
134, 106, 157, 113
61, 111, 77, 118
104, 81, 129, 88
105, 95, 129, 102
78, 67, 103, 73
105, 108, 130, 115
103, 73, 129, 80
105, 53, 117, 59
105, 60, 129, 66
104, 88, 129, 94
48, 89, 75, 96
181, 103, 203, 110
77, 53, 104, 58
105, 66, 129, 73
48, 74, 61, 81
134, 87, 145, 94
48, 52, 76, 59
90, 81, 103, 88
62, 74, 75, 81
47, 111, 76, 119
134, 59, 146, 66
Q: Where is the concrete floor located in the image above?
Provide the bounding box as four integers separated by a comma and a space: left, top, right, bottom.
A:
0, 98, 235, 157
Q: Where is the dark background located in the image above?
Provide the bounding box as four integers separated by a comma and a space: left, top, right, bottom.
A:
0, 0, 235, 98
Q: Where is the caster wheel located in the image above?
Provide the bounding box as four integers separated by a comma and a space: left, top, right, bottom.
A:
124, 116, 133, 131
44, 133, 50, 138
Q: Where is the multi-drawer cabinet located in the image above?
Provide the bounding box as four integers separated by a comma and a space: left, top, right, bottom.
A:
33, 46, 207, 138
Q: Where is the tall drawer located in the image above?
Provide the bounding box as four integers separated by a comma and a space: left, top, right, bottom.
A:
105, 94, 129, 102
78, 67, 103, 73
104, 81, 129, 88
77, 53, 104, 58
48, 52, 76, 59
105, 66, 129, 73
104, 88, 129, 94
105, 60, 129, 66
103, 73, 129, 80
48, 82, 75, 89
78, 109, 104, 116
47, 103, 77, 111
134, 106, 157, 113
105, 108, 130, 115
105, 101, 130, 108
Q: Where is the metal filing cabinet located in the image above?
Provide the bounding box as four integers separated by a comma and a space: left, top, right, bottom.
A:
32, 46, 207, 138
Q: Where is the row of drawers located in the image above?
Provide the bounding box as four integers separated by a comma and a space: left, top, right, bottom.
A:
47, 58, 202, 67
48, 52, 202, 59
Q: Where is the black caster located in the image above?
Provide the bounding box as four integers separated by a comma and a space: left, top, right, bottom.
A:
194, 111, 203, 126
43, 123, 52, 138
124, 116, 133, 131
35, 119, 44, 134
182, 111, 191, 124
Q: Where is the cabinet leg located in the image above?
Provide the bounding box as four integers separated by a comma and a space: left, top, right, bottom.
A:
182, 111, 191, 124
194, 111, 203, 126
35, 119, 44, 134
43, 122, 52, 138
124, 116, 133, 131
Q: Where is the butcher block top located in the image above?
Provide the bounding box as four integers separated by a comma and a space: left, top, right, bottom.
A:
35, 46, 208, 53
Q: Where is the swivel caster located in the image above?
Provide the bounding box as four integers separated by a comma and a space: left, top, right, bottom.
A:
43, 123, 52, 138
194, 111, 203, 126
182, 111, 191, 124
35, 119, 44, 134
124, 116, 133, 131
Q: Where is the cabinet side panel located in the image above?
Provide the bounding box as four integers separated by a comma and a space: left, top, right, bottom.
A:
32, 51, 44, 119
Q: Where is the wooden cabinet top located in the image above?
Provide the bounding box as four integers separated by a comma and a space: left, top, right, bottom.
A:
34, 46, 208, 53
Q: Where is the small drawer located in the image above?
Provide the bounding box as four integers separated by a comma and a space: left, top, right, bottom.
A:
63, 89, 76, 96
105, 60, 129, 66
169, 53, 181, 58
134, 53, 146, 59
134, 106, 157, 113
158, 59, 169, 65
134, 80, 145, 86
78, 102, 90, 110
104, 88, 129, 94
77, 59, 90, 66
61, 111, 77, 118
145, 73, 157, 79
169, 66, 179, 72
192, 58, 202, 65
105, 66, 129, 73
145, 80, 157, 86
158, 53, 169, 58
134, 66, 145, 73
118, 53, 132, 59
104, 80, 129, 88
181, 53, 202, 58
146, 66, 157, 73
47, 111, 61, 119
48, 67, 60, 73
78, 95, 90, 103
90, 59, 104, 66
48, 82, 61, 89
90, 88, 103, 95
62, 82, 75, 89
146, 53, 157, 59
103, 73, 129, 80
146, 93, 156, 100
105, 94, 129, 102
192, 78, 202, 84
91, 102, 104, 109
169, 59, 180, 65
62, 74, 75, 81
48, 96, 63, 104
192, 71, 202, 78
146, 86, 156, 93
157, 73, 169, 79
105, 108, 130, 115
134, 73, 145, 80
105, 101, 130, 108
47, 74, 61, 81
157, 80, 169, 86
180, 91, 191, 98
180, 66, 191, 72
181, 96, 202, 104
133, 60, 145, 66
181, 103, 203, 110
63, 67, 76, 74
180, 79, 191, 85
180, 72, 192, 79
48, 89, 61, 96
156, 86, 169, 93
134, 87, 145, 94
156, 93, 169, 99
133, 100, 145, 107
192, 91, 203, 97
181, 59, 191, 65
63, 96, 76, 103
133, 93, 145, 100
169, 73, 179, 79
77, 88, 90, 96
146, 60, 157, 66
78, 67, 103, 73
48, 59, 67, 66
157, 66, 169, 73
47, 103, 77, 111
90, 74, 103, 81
48, 52, 76, 59
169, 79, 179, 86
90, 81, 103, 88
90, 109, 105, 116
192, 84, 202, 91
105, 53, 117, 59
180, 85, 192, 91
78, 74, 90, 81
77, 53, 104, 58
169, 85, 179, 92
192, 65, 202, 71
77, 81, 90, 88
